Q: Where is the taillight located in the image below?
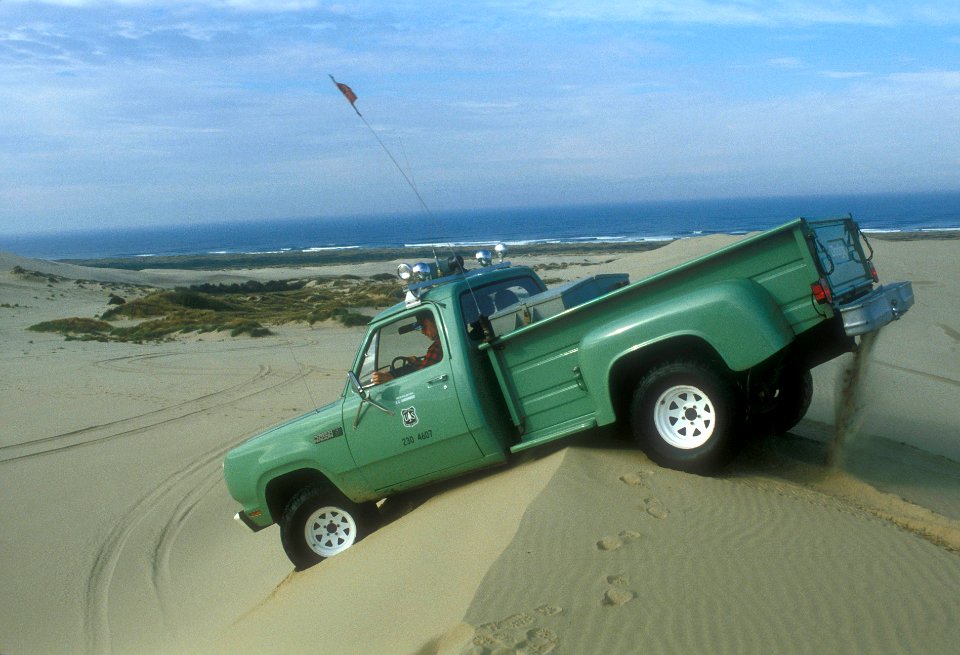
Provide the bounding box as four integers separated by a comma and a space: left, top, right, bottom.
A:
869, 262, 879, 283
811, 278, 832, 305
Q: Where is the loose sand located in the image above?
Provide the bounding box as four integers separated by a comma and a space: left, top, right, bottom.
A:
1, 234, 958, 655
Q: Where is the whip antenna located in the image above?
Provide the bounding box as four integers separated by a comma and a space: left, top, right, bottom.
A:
329, 75, 440, 263
330, 75, 490, 317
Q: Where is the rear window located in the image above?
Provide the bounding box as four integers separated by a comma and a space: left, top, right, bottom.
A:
460, 276, 543, 339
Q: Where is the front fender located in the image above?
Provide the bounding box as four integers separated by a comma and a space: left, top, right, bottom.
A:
227, 445, 365, 529
578, 279, 795, 425
223, 404, 370, 527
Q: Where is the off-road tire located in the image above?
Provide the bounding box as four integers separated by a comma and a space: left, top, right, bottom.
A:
279, 485, 376, 570
749, 368, 813, 435
630, 360, 740, 474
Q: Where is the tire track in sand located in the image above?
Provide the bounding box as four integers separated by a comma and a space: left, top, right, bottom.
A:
0, 362, 274, 463
83, 440, 233, 655
146, 360, 336, 626
149, 458, 225, 630
89, 336, 323, 374
81, 360, 317, 654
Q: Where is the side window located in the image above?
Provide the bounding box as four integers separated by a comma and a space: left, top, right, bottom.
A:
461, 276, 543, 339
358, 310, 443, 385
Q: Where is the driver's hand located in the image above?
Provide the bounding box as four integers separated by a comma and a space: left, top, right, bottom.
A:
372, 370, 393, 385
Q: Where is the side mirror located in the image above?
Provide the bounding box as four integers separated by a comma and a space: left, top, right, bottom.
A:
347, 371, 367, 399
347, 370, 394, 428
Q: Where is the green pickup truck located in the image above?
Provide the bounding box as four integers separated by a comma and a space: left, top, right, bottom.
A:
223, 217, 913, 568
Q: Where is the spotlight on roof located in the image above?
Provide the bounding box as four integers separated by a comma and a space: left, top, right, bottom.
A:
411, 262, 432, 281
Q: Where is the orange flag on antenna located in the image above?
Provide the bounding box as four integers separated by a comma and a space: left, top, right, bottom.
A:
330, 75, 361, 115
336, 81, 357, 105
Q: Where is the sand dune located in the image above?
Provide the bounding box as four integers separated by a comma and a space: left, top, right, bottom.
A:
1, 235, 958, 655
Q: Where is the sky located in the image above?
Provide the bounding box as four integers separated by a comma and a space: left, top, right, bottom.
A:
2, 1, 960, 235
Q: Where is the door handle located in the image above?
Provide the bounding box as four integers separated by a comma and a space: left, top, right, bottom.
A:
427, 374, 449, 385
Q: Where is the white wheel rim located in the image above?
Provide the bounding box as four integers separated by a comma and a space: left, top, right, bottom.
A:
304, 506, 357, 557
654, 384, 716, 449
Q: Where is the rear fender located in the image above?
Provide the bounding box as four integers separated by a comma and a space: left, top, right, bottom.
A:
578, 279, 795, 425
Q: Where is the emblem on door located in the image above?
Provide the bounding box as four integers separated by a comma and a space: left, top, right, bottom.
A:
401, 406, 419, 427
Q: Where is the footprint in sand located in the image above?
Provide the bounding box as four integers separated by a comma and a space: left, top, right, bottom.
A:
601, 573, 638, 607
620, 471, 670, 518
596, 530, 642, 551
535, 604, 563, 617
619, 471, 649, 487
602, 587, 637, 607
642, 496, 670, 519
464, 607, 563, 655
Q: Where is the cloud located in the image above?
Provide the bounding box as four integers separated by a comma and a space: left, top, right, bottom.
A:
9, 1, 960, 28
820, 70, 871, 79
449, 100, 521, 112
886, 70, 960, 88
767, 57, 805, 69
5, 1, 325, 9
519, 1, 960, 27
2, 0, 960, 232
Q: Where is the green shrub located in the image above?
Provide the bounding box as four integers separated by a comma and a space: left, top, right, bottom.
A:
30, 273, 393, 343
226, 320, 272, 337
28, 318, 112, 335
102, 290, 235, 319
338, 311, 371, 327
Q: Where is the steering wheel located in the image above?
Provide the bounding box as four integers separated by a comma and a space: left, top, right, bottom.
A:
390, 356, 410, 373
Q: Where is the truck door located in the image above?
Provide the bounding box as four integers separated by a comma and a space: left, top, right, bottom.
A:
342, 307, 482, 491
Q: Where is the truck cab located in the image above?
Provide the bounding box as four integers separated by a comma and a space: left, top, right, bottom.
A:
224, 255, 548, 568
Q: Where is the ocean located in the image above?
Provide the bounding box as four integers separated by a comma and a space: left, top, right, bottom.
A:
2, 191, 959, 261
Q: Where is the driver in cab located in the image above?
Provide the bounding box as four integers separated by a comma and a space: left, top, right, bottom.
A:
372, 313, 442, 385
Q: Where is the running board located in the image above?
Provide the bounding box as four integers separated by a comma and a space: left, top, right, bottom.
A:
509, 417, 597, 454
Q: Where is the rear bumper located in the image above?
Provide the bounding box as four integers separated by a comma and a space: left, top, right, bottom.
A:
837, 281, 914, 336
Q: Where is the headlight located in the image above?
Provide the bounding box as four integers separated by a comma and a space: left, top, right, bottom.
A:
475, 249, 492, 267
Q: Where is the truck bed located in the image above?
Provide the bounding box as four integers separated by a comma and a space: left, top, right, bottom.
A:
480, 219, 842, 451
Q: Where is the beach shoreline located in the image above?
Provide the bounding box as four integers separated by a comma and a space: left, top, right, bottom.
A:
37, 227, 960, 272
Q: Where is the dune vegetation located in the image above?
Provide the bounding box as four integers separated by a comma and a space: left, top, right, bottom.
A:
27, 274, 403, 342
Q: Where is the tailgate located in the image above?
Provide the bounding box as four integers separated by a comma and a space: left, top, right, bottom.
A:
805, 216, 915, 336
805, 217, 876, 302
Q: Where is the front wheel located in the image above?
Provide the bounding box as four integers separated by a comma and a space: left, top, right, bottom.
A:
630, 360, 740, 474
279, 486, 376, 569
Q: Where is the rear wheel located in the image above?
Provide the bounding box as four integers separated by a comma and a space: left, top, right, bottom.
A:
279, 486, 376, 569
749, 367, 813, 435
630, 360, 740, 474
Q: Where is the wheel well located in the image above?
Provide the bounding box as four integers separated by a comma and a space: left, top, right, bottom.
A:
264, 469, 332, 522
608, 336, 731, 424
